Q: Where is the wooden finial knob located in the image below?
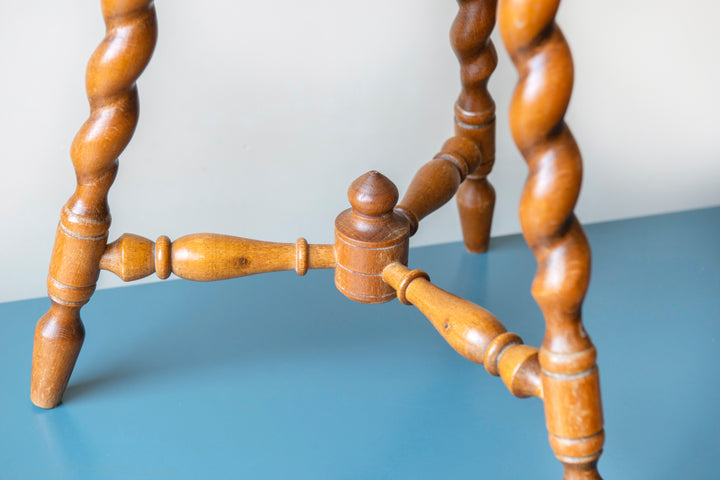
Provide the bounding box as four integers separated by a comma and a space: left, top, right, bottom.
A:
334, 171, 410, 304
348, 170, 399, 217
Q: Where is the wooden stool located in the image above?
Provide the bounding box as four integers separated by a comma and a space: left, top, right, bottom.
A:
32, 1, 604, 478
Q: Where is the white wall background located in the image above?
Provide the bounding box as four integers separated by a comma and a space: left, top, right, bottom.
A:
1, 0, 719, 303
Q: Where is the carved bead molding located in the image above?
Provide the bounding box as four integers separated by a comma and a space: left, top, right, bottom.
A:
499, 0, 604, 477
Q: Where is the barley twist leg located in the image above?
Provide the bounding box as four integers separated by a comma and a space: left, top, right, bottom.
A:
452, 0, 498, 253
498, 0, 604, 477
31, 0, 157, 408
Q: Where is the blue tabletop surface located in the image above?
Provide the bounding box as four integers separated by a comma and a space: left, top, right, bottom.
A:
1, 207, 719, 479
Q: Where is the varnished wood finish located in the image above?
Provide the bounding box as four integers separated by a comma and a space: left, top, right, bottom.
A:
395, 136, 480, 236
452, 0, 498, 253
498, 0, 604, 477
382, 263, 541, 399
100, 233, 336, 281
334, 171, 410, 303
34, 4, 605, 478
31, 0, 157, 409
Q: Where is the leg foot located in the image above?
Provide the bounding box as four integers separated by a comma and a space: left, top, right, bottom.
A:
31, 303, 85, 409
457, 174, 495, 253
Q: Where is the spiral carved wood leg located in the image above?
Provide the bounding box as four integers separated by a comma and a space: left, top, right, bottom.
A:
31, 0, 157, 409
452, 0, 498, 253
498, 0, 604, 478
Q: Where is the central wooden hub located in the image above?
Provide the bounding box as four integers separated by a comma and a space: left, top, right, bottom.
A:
334, 171, 410, 303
